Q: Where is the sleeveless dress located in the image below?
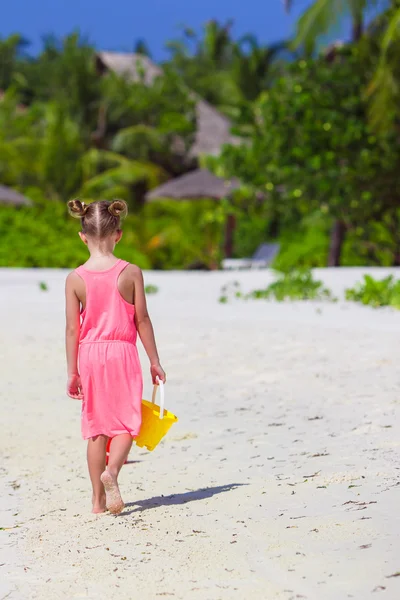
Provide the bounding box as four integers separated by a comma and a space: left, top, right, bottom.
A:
75, 260, 143, 440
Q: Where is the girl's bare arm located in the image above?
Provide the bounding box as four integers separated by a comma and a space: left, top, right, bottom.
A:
65, 273, 84, 399
132, 267, 166, 384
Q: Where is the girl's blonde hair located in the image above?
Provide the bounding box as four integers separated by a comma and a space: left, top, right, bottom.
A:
68, 199, 128, 238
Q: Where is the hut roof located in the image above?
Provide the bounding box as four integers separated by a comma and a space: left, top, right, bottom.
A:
146, 169, 240, 201
0, 185, 31, 207
96, 51, 237, 158
96, 52, 163, 85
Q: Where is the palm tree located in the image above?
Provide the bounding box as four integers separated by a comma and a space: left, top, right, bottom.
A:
166, 20, 241, 111
133, 39, 152, 57
0, 90, 167, 203
284, 1, 400, 130
167, 21, 290, 110
97, 68, 197, 176
20, 32, 100, 133
232, 36, 290, 100
284, 0, 376, 51
0, 34, 30, 90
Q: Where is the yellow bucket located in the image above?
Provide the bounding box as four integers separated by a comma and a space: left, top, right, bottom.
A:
134, 381, 178, 451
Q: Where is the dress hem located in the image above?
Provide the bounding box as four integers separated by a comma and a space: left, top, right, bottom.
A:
82, 430, 140, 441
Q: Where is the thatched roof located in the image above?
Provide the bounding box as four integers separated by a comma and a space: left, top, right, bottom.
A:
96, 52, 162, 85
146, 169, 240, 201
96, 52, 237, 158
0, 185, 31, 206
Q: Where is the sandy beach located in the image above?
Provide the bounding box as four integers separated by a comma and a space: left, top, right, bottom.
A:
1, 267, 400, 600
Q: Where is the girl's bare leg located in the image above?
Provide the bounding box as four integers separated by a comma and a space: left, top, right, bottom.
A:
87, 435, 108, 513
100, 434, 132, 514
107, 434, 132, 478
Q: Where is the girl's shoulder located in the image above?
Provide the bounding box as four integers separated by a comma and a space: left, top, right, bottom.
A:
120, 263, 143, 285
65, 269, 84, 287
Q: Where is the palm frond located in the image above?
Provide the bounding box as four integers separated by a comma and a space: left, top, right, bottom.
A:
379, 6, 400, 56
293, 0, 349, 54
80, 149, 132, 180
367, 7, 400, 131
81, 160, 166, 196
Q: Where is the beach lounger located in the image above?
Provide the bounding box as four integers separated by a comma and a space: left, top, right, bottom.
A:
222, 243, 280, 270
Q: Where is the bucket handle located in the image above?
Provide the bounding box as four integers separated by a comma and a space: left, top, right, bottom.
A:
151, 378, 165, 420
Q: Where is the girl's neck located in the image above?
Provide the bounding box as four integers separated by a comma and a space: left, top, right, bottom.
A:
89, 250, 115, 259
87, 238, 116, 258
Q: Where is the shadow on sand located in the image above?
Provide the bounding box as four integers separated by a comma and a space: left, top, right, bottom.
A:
121, 483, 246, 516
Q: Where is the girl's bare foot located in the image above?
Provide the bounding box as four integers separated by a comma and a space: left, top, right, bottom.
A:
100, 470, 124, 515
92, 493, 107, 514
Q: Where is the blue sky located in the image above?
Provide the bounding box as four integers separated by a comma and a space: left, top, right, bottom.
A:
1, 0, 317, 59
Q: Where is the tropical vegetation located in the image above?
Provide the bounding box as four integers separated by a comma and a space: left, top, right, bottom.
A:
219, 269, 335, 303
1, 4, 400, 269
346, 274, 400, 308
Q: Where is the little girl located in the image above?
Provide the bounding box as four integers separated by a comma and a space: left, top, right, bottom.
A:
65, 198, 165, 515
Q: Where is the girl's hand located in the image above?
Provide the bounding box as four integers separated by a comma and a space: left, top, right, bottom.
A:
67, 374, 84, 399
151, 363, 166, 385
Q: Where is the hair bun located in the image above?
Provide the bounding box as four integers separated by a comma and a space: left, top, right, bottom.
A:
68, 199, 88, 218
108, 199, 128, 218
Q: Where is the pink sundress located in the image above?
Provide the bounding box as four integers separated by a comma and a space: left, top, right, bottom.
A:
75, 260, 142, 440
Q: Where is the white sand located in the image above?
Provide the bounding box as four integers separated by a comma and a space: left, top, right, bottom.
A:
1, 267, 400, 600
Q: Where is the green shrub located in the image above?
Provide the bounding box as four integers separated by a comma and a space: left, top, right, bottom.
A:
273, 218, 330, 271
233, 209, 271, 259
219, 270, 335, 303
144, 284, 158, 294
0, 202, 150, 269
141, 199, 222, 269
345, 275, 400, 309
0, 197, 224, 269
249, 270, 335, 302
273, 212, 397, 271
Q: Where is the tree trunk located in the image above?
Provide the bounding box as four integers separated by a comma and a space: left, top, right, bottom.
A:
328, 220, 346, 267
224, 214, 236, 258
390, 211, 400, 266
90, 104, 107, 149
352, 17, 363, 42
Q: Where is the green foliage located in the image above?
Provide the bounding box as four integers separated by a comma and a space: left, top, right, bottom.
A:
288, 0, 400, 131
144, 284, 159, 294
232, 206, 271, 258
2, 18, 400, 270
290, 0, 370, 55
273, 213, 331, 270
219, 270, 335, 303
0, 34, 28, 90
0, 197, 224, 270
102, 69, 196, 165
211, 46, 400, 265
345, 275, 400, 309
0, 36, 197, 207
0, 202, 150, 269
272, 209, 400, 271
166, 21, 290, 112
141, 199, 222, 269
249, 270, 335, 302
39, 281, 48, 291
17, 33, 100, 132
